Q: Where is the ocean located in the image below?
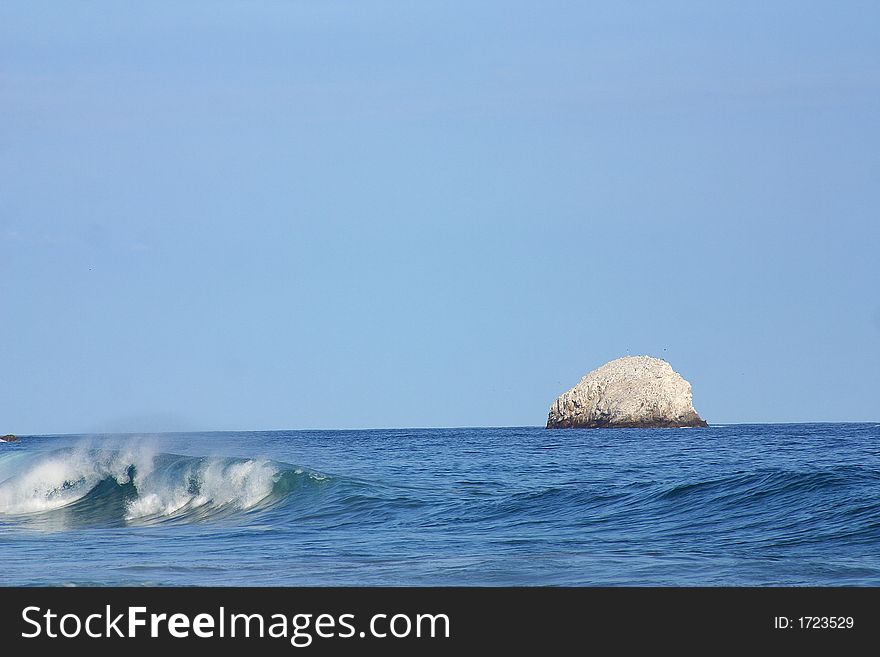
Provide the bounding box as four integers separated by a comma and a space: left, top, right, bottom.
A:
0, 424, 878, 586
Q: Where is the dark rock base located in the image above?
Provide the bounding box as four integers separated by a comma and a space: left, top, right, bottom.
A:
546, 417, 709, 429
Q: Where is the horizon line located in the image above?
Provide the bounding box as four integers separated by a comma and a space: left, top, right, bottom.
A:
10, 420, 879, 438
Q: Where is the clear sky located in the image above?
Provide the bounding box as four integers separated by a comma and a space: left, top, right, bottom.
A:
2, 2, 878, 434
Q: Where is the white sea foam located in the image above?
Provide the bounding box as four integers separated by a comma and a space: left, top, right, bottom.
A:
0, 443, 283, 522
0, 444, 155, 514
124, 457, 281, 520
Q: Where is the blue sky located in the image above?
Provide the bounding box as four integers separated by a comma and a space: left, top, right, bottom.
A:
2, 2, 878, 433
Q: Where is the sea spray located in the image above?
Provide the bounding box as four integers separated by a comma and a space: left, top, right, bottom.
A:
0, 444, 327, 526
0, 445, 154, 514
124, 456, 286, 520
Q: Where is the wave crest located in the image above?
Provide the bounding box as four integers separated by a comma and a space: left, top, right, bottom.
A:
0, 447, 326, 527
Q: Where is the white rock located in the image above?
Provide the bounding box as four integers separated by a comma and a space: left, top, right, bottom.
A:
546, 356, 707, 429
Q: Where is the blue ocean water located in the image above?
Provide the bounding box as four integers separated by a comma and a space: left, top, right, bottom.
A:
0, 424, 878, 586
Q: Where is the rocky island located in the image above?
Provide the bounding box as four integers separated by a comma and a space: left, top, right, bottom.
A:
546, 355, 708, 429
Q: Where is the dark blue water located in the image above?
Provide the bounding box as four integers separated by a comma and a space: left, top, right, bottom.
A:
1, 424, 878, 586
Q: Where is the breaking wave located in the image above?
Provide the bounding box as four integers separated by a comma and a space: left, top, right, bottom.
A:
0, 446, 327, 528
